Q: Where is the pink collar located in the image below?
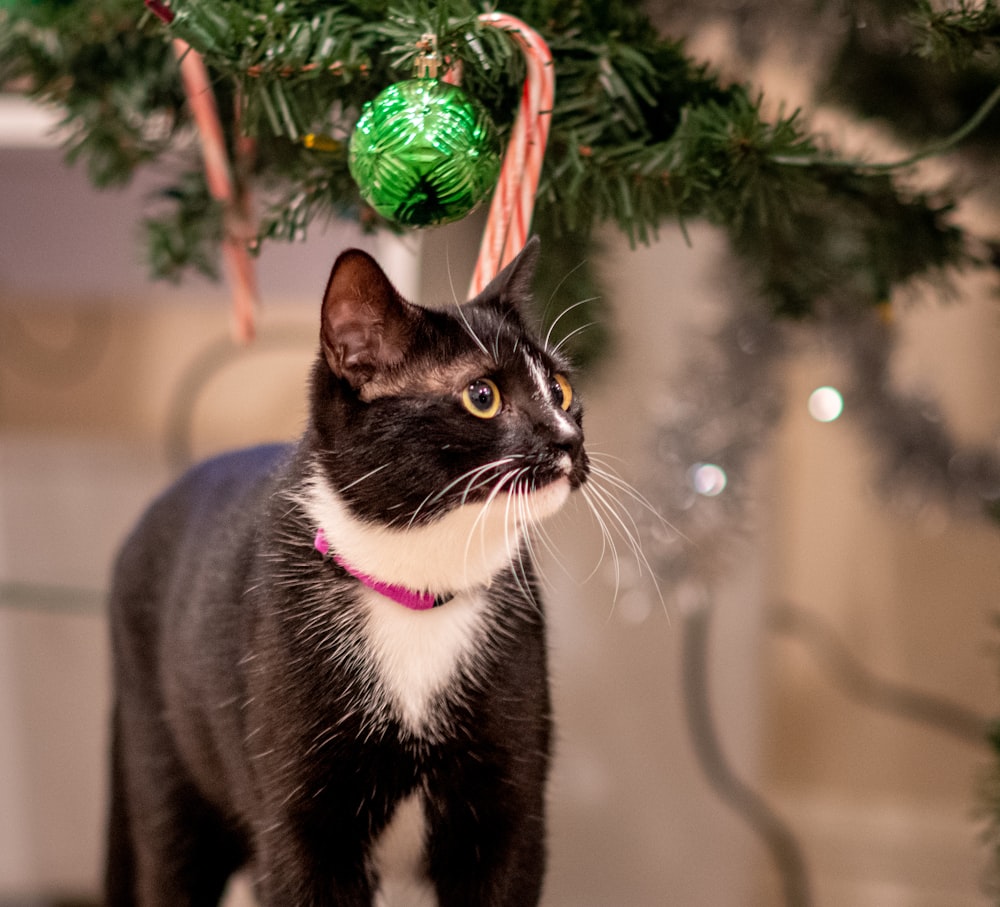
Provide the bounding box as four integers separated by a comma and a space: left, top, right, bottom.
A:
313, 528, 447, 611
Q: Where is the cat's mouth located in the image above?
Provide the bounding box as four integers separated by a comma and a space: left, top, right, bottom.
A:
550, 450, 589, 490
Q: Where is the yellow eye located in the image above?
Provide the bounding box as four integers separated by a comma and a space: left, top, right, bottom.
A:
462, 377, 502, 419
551, 373, 573, 411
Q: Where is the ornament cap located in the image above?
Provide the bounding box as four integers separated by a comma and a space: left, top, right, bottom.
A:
414, 33, 440, 79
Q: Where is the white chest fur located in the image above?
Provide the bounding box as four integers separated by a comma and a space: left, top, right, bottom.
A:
360, 587, 490, 737
372, 792, 437, 907
300, 472, 565, 736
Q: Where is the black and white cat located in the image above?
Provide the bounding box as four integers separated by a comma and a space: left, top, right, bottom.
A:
105, 237, 589, 906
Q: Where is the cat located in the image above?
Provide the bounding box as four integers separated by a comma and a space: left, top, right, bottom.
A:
104, 237, 589, 906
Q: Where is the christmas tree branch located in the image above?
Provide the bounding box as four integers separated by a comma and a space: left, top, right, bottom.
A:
0, 0, 987, 328
912, 0, 1000, 65
773, 80, 1000, 172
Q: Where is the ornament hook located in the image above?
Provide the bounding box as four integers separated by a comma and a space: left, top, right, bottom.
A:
414, 33, 440, 79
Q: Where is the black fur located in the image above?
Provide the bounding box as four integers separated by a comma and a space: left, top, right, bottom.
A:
105, 240, 588, 906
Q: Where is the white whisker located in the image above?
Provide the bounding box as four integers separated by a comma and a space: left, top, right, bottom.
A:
445, 244, 460, 306
509, 476, 545, 612
579, 484, 623, 602
540, 259, 588, 329
406, 458, 517, 528
582, 474, 667, 616
502, 474, 529, 598
458, 458, 521, 507
339, 462, 392, 492
551, 320, 598, 356
453, 301, 492, 358
543, 297, 596, 352
507, 472, 538, 603
583, 476, 645, 563
490, 304, 516, 363
587, 453, 687, 540
533, 518, 572, 583
461, 466, 522, 589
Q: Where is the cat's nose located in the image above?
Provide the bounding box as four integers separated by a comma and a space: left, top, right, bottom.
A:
550, 422, 583, 461
556, 435, 589, 487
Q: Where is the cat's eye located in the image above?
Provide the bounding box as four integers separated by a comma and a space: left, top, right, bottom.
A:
462, 378, 502, 419
551, 373, 573, 411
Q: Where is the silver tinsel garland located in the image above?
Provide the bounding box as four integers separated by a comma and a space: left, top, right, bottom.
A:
641, 293, 786, 609
645, 297, 1000, 603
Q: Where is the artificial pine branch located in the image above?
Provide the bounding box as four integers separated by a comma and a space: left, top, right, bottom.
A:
144, 169, 225, 282
912, 0, 1000, 65
0, 0, 186, 186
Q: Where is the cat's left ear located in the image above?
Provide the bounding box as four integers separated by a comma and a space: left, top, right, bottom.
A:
320, 249, 419, 389
472, 235, 540, 313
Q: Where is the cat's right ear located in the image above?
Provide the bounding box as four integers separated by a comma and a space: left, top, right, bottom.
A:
472, 235, 540, 313
320, 250, 418, 390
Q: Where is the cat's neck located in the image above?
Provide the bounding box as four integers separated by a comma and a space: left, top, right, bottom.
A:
313, 528, 451, 610
300, 472, 535, 596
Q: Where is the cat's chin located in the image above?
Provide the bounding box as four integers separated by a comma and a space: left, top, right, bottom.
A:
516, 474, 572, 522
301, 471, 573, 595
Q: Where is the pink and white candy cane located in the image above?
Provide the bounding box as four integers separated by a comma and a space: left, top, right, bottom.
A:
467, 13, 555, 297
173, 39, 259, 343
146, 0, 260, 342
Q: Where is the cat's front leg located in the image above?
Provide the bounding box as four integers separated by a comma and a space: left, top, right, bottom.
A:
248, 780, 398, 907
425, 790, 547, 907
251, 824, 375, 907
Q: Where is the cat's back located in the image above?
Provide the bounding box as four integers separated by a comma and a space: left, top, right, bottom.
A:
110, 443, 294, 623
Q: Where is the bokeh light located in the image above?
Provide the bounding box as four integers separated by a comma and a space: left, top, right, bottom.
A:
808, 386, 844, 422
689, 462, 728, 496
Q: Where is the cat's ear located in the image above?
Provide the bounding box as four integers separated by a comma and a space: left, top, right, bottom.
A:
320, 249, 418, 389
473, 235, 540, 312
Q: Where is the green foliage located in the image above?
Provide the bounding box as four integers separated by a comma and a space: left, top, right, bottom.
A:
913, 0, 1000, 65
0, 1, 186, 185
821, 0, 1000, 151
144, 170, 225, 282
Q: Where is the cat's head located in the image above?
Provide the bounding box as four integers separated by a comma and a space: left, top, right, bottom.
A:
304, 238, 588, 594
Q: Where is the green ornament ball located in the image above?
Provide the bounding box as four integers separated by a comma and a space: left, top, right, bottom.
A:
349, 79, 501, 227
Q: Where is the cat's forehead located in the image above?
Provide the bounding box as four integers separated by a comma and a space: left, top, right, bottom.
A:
357, 351, 492, 402
357, 304, 558, 402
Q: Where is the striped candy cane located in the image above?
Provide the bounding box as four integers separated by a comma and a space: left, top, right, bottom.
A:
147, 0, 260, 342
468, 13, 555, 297
173, 39, 260, 343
